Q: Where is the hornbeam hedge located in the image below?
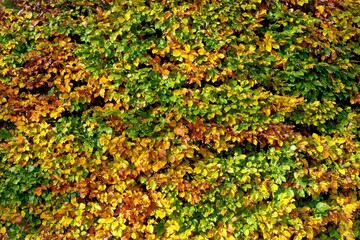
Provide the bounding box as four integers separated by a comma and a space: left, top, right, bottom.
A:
0, 0, 359, 239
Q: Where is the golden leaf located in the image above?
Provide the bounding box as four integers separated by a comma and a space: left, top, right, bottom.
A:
316, 145, 324, 153
173, 49, 181, 57
316, 5, 325, 14
198, 48, 206, 55
98, 217, 116, 224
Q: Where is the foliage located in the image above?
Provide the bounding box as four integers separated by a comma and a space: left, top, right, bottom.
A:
0, 0, 359, 239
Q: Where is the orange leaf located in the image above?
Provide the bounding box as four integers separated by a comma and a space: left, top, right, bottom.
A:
174, 124, 188, 137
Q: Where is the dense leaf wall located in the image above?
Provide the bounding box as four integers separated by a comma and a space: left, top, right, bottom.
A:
0, 0, 359, 239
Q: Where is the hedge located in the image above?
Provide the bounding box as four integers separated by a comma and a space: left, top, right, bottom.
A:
0, 0, 359, 239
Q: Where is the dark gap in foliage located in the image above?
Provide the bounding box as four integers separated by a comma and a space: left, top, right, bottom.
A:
177, 196, 188, 206
134, 176, 149, 192
76, 7, 92, 18
138, 21, 164, 40
146, 49, 157, 59
280, 0, 316, 15
92, 96, 105, 108
286, 117, 321, 136
61, 108, 84, 118
0, 121, 15, 141
182, 81, 201, 89
137, 62, 149, 69
0, 120, 16, 130
254, 30, 265, 39
144, 0, 152, 8
250, 82, 278, 95
68, 33, 85, 44
18, 84, 52, 95
183, 172, 195, 181
47, 35, 56, 42
296, 191, 332, 209
70, 79, 87, 89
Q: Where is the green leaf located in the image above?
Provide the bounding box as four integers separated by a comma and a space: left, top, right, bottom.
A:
0, 129, 13, 140
316, 202, 330, 212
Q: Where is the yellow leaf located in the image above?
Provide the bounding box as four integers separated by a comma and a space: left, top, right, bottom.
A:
343, 203, 358, 215
146, 224, 154, 233
98, 217, 116, 224
271, 184, 278, 193
40, 212, 52, 220
111, 220, 119, 230
266, 43, 272, 52
65, 84, 71, 93
62, 217, 73, 226
316, 145, 324, 153
181, 18, 189, 24
188, 53, 196, 62
194, 167, 201, 174
124, 64, 131, 70
14, 154, 22, 163
283, 230, 291, 238
173, 49, 181, 57
312, 133, 320, 142
305, 226, 313, 239
125, 12, 131, 21
262, 107, 271, 117
264, 32, 273, 52
99, 88, 105, 98
117, 17, 125, 23
1, 227, 6, 234
100, 76, 108, 84
316, 5, 325, 14
155, 209, 166, 219
198, 48, 206, 55
172, 23, 180, 30
248, 45, 256, 54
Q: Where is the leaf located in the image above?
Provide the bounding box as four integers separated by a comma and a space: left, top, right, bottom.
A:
155, 209, 166, 219
264, 32, 273, 52
0, 129, 13, 140
34, 186, 44, 196
316, 202, 330, 212
266, 43, 272, 52
330, 229, 341, 239
173, 49, 182, 57
149, 180, 157, 190
316, 6, 325, 15
198, 48, 207, 55
174, 124, 188, 137
316, 145, 324, 153
98, 217, 116, 224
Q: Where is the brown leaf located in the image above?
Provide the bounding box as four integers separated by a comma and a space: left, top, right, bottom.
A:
174, 124, 188, 137
32, 19, 41, 26
34, 186, 44, 196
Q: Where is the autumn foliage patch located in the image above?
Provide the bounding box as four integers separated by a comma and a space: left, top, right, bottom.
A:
0, 0, 359, 239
